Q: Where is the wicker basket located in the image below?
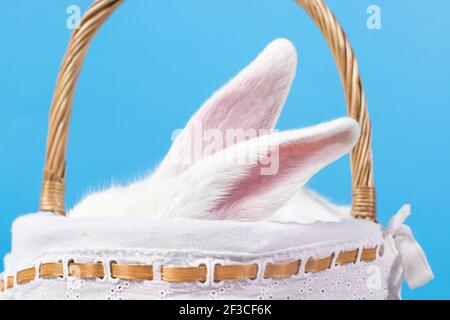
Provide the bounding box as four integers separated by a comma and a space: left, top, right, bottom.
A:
0, 0, 432, 300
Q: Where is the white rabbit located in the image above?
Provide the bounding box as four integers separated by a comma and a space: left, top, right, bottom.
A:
69, 39, 360, 223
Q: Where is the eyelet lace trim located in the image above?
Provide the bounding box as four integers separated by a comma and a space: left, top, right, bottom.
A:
0, 246, 381, 294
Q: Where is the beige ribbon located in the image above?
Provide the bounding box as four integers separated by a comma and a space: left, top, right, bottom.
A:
1, 247, 379, 293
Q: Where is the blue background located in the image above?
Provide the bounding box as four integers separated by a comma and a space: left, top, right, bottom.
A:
0, 0, 449, 299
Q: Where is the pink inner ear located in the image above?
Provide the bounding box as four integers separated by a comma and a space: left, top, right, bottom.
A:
199, 69, 292, 138
155, 39, 297, 177
212, 128, 357, 221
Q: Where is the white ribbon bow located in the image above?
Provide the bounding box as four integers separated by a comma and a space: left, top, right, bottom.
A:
384, 204, 434, 289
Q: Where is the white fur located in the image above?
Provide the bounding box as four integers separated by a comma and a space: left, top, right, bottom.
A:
69, 39, 359, 223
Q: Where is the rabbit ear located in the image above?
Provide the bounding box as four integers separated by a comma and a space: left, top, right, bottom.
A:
167, 118, 360, 221
156, 39, 298, 177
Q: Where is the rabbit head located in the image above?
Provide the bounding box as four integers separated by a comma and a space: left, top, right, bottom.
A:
69, 39, 360, 222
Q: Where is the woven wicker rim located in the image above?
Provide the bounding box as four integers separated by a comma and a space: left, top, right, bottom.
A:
40, 0, 376, 220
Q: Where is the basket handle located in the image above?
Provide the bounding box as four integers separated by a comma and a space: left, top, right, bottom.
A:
40, 0, 376, 221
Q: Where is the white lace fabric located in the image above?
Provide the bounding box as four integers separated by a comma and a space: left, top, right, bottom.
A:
1, 207, 432, 300
2, 240, 399, 300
